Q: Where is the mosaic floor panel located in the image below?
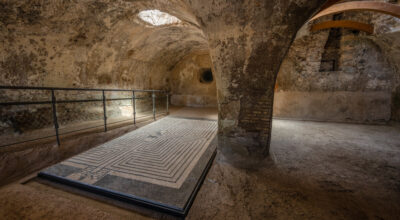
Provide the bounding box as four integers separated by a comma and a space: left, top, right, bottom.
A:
39, 116, 217, 216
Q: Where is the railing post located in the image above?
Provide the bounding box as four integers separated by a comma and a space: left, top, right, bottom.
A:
152, 91, 156, 121
102, 90, 107, 132
132, 90, 136, 124
166, 92, 169, 115
51, 89, 60, 146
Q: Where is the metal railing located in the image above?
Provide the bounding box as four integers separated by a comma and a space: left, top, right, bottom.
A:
0, 85, 169, 147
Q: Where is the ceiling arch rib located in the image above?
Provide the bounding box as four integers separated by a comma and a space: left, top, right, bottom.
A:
310, 1, 400, 21
311, 20, 374, 34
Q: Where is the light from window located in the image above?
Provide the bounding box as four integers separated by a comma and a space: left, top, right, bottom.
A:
138, 10, 181, 26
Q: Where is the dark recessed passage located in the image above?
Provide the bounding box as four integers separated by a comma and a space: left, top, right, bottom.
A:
200, 69, 213, 83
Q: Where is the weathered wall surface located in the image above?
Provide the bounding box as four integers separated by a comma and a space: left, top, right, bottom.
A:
0, 0, 207, 136
381, 33, 400, 122
274, 11, 397, 124
165, 8, 399, 124
0, 0, 207, 89
373, 11, 400, 121
169, 52, 217, 107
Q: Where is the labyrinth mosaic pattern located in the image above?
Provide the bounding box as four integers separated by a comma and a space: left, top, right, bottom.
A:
39, 116, 217, 213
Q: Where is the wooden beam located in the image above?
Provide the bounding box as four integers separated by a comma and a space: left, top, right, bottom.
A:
310, 1, 400, 21
311, 20, 374, 34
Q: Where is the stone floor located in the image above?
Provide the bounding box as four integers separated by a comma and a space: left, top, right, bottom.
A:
0, 107, 399, 219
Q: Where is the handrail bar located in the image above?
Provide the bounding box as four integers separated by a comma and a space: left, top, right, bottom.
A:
0, 97, 155, 106
0, 85, 166, 93
0, 85, 170, 147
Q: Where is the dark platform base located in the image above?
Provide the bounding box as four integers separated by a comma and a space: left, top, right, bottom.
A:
38, 117, 218, 217
38, 150, 215, 217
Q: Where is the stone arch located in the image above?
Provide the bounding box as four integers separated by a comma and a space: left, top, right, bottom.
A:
181, 0, 329, 168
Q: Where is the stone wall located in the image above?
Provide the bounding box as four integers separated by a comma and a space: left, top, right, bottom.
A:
164, 11, 400, 124
274, 11, 397, 124
373, 11, 400, 122
169, 52, 217, 107
162, 5, 400, 124
0, 1, 207, 90
0, 0, 206, 138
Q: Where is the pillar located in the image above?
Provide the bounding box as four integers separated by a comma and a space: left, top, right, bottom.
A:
186, 0, 327, 168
